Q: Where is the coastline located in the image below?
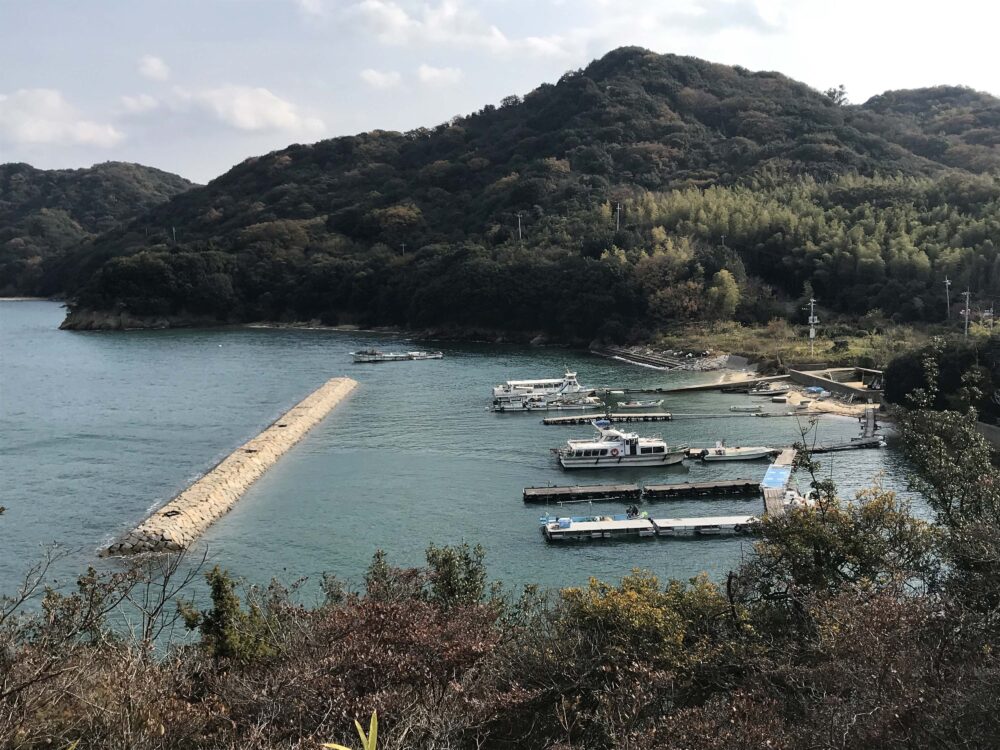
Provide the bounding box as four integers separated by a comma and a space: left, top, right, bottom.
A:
58, 307, 580, 345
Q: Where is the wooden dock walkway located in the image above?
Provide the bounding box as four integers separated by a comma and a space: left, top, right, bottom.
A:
524, 479, 760, 503
523, 483, 642, 503
542, 412, 672, 425
761, 448, 797, 515
643, 479, 760, 499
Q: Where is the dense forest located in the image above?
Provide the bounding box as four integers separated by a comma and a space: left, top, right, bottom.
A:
5, 394, 1000, 749
0, 162, 193, 296
9, 47, 1000, 338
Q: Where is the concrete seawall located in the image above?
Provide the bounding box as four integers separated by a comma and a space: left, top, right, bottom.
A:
104, 377, 358, 556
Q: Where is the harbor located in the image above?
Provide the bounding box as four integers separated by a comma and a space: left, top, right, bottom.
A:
2, 301, 904, 593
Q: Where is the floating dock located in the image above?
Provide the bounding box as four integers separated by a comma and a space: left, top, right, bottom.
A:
541, 514, 756, 541
643, 479, 760, 498
542, 412, 672, 425
104, 377, 358, 556
661, 375, 789, 394
524, 479, 760, 503
761, 448, 797, 515
811, 437, 884, 453
523, 483, 642, 503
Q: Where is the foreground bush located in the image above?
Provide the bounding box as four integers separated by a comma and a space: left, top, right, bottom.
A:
5, 396, 1000, 747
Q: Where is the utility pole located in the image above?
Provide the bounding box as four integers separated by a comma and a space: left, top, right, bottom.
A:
401, 242, 406, 254
172, 226, 176, 243
945, 276, 951, 319
615, 202, 621, 232
720, 234, 727, 248
806, 298, 819, 357
962, 290, 970, 336
516, 213, 523, 244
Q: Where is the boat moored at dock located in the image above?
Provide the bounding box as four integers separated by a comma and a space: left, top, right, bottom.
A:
492, 370, 593, 399
617, 399, 665, 409
556, 421, 686, 469
698, 441, 776, 461
749, 383, 790, 397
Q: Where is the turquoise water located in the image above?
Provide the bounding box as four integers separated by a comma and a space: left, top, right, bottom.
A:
1, 301, 912, 593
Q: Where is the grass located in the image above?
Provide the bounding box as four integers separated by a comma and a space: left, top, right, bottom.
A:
651, 319, 940, 369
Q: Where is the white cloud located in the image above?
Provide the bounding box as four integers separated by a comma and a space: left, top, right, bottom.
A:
0, 89, 123, 147
188, 85, 325, 134
138, 54, 171, 81
359, 68, 402, 89
294, 0, 328, 15
355, 0, 576, 59
417, 64, 463, 86
120, 93, 159, 114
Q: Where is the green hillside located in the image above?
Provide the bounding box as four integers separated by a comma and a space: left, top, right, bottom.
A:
0, 161, 193, 295
54, 48, 1000, 338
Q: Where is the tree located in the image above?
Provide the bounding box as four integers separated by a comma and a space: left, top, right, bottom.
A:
824, 84, 848, 105
706, 269, 740, 319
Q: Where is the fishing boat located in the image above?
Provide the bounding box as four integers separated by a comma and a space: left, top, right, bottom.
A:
352, 349, 443, 363
617, 399, 664, 409
492, 370, 593, 399
555, 421, 687, 469
699, 441, 775, 462
749, 383, 790, 396
730, 404, 762, 413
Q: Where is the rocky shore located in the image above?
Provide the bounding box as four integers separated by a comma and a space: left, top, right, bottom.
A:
103, 377, 358, 556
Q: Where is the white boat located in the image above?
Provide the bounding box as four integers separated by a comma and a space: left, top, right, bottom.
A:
730, 404, 762, 413
492, 370, 592, 399
556, 421, 687, 469
699, 441, 775, 462
617, 399, 664, 409
749, 383, 790, 396
352, 349, 443, 363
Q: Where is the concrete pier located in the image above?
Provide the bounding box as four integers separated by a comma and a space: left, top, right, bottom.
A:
104, 377, 358, 556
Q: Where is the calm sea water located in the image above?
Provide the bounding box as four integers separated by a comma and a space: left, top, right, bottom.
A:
1, 301, 913, 595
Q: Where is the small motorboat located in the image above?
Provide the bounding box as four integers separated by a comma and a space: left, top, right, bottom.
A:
749, 383, 790, 396
700, 441, 775, 461
730, 404, 762, 413
617, 399, 664, 409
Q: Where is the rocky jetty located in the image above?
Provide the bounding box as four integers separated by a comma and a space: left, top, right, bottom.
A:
104, 377, 357, 556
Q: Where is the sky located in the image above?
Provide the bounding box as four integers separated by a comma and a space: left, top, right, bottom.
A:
1, 0, 998, 184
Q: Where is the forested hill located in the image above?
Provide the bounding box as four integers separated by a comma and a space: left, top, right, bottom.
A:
0, 162, 194, 296
59, 47, 1000, 339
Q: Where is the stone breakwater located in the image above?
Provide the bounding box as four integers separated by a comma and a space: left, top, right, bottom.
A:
104, 377, 358, 556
